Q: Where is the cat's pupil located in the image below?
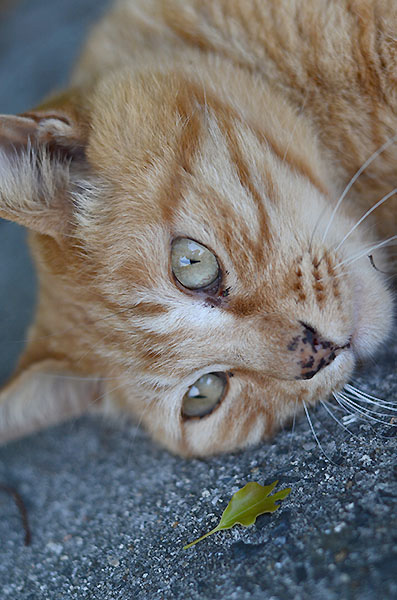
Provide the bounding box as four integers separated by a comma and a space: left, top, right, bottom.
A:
182, 373, 227, 418
171, 238, 219, 290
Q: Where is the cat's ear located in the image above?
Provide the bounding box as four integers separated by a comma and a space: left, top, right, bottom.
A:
0, 92, 88, 237
0, 358, 102, 445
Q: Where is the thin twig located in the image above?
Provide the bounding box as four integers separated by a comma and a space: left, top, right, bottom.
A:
0, 483, 31, 546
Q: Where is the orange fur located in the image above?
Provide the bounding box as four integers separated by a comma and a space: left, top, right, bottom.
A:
0, 0, 395, 456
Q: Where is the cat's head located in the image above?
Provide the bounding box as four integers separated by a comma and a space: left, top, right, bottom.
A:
0, 67, 393, 455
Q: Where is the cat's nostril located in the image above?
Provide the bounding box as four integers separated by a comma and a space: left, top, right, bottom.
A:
292, 321, 350, 380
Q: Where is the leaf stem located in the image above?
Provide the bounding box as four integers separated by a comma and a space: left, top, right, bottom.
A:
183, 526, 220, 550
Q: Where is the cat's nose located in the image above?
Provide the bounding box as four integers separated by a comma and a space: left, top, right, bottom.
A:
291, 322, 350, 380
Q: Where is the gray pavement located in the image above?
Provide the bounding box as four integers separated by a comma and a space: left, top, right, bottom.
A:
0, 1, 396, 599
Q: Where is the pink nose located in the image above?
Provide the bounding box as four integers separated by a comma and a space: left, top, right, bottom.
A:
289, 322, 350, 380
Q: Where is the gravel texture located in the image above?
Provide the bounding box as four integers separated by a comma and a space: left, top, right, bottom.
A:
0, 1, 396, 599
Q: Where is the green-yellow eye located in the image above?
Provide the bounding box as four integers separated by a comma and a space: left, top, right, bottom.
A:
171, 238, 219, 290
182, 373, 227, 418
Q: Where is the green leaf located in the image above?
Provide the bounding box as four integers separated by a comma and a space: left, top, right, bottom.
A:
183, 480, 291, 550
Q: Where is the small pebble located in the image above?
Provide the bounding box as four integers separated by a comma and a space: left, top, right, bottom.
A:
46, 542, 63, 555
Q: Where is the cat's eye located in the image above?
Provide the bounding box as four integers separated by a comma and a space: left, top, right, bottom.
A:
171, 238, 220, 290
182, 373, 227, 419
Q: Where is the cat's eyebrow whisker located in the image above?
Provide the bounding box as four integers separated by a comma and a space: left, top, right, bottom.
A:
321, 397, 360, 440
321, 135, 397, 245
334, 188, 397, 253
302, 400, 338, 465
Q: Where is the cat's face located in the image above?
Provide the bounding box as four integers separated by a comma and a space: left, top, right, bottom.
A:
0, 70, 394, 455
70, 72, 393, 455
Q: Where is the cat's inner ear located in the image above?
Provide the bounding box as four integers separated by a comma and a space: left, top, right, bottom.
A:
0, 101, 88, 237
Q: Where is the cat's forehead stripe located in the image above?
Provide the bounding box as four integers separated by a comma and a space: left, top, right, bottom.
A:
159, 104, 202, 224
219, 117, 270, 257
176, 78, 328, 197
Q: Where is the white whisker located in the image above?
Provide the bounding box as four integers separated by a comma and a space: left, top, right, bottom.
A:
337, 393, 397, 426
334, 395, 392, 438
333, 393, 356, 417
321, 135, 397, 244
321, 397, 360, 440
341, 413, 360, 426
339, 392, 397, 417
334, 235, 397, 270
344, 383, 397, 410
89, 380, 131, 411
329, 401, 360, 426
308, 206, 329, 253
334, 188, 397, 253
302, 400, 337, 464
288, 398, 298, 454
324, 398, 350, 415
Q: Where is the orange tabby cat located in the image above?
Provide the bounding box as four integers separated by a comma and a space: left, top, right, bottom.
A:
0, 0, 395, 456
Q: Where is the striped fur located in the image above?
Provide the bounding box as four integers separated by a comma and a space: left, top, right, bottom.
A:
0, 0, 395, 455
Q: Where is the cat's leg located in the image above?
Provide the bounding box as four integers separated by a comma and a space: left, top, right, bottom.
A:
0, 103, 101, 444
0, 359, 102, 445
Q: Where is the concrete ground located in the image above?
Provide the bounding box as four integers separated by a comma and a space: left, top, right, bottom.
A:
0, 1, 396, 599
